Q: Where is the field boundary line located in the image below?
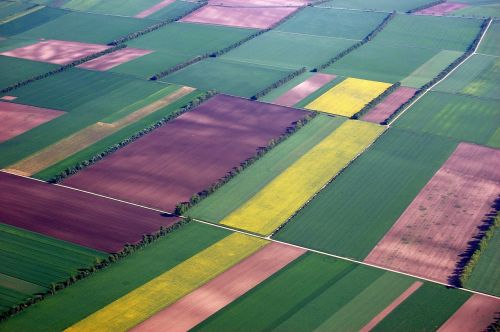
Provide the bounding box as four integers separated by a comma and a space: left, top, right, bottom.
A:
3, 169, 499, 301
388, 18, 492, 126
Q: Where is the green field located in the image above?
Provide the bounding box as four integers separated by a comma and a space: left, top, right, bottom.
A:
0, 1, 38, 21
0, 55, 58, 89
275, 128, 458, 260
433, 54, 499, 100
400, 50, 462, 88
452, 0, 500, 18
222, 31, 356, 70
372, 283, 470, 331
0, 222, 230, 331
165, 58, 292, 97
318, 0, 438, 12
373, 14, 483, 52
478, 20, 500, 56
146, 0, 201, 21
0, 7, 66, 36
0, 69, 172, 167
188, 114, 345, 223
275, 7, 388, 40
394, 91, 500, 148
465, 227, 500, 296
258, 71, 314, 103
0, 223, 106, 314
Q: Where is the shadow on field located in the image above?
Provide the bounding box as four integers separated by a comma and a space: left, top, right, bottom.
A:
448, 196, 500, 287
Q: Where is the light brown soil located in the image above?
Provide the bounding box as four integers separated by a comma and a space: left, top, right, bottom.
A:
362, 87, 417, 123
208, 0, 308, 6
78, 48, 153, 71
415, 2, 469, 16
360, 281, 423, 332
131, 242, 306, 332
365, 143, 500, 284
0, 96, 17, 101
273, 73, 336, 107
437, 294, 500, 332
134, 0, 176, 18
0, 101, 64, 143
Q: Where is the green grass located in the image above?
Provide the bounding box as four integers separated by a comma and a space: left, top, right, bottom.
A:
165, 58, 292, 97
221, 31, 356, 70
34, 89, 204, 180
0, 223, 106, 314
373, 14, 483, 52
322, 42, 441, 83
275, 7, 388, 40
401, 50, 462, 88
274, 128, 458, 260
0, 222, 230, 331
433, 54, 499, 100
146, 0, 201, 21
14, 10, 153, 44
0, 69, 171, 167
318, 0, 438, 12
111, 52, 189, 79
478, 20, 500, 56
394, 91, 500, 148
372, 283, 470, 331
0, 55, 58, 89
465, 226, 500, 296
62, 0, 166, 16
188, 114, 345, 223
0, 7, 67, 36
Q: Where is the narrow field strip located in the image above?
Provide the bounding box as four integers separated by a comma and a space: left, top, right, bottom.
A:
272, 73, 336, 107
131, 242, 305, 332
65, 233, 267, 332
221, 120, 385, 235
362, 86, 417, 123
305, 77, 391, 117
135, 0, 176, 18
6, 86, 194, 176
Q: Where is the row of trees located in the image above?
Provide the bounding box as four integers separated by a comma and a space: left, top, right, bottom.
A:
0, 217, 193, 321
174, 113, 316, 215
251, 67, 307, 100
383, 18, 491, 124
351, 82, 401, 120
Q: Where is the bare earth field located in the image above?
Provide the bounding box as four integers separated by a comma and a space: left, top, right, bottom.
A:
132, 243, 306, 332
365, 143, 500, 284
0, 40, 109, 65
0, 172, 178, 252
273, 73, 335, 107
0, 101, 64, 143
180, 5, 298, 29
415, 3, 469, 16
78, 48, 153, 71
438, 294, 500, 332
63, 94, 308, 212
362, 87, 417, 124
135, 0, 176, 18
207, 0, 308, 6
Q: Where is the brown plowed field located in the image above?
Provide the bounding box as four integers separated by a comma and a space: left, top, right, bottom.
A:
78, 48, 153, 71
131, 242, 306, 332
64, 94, 308, 212
362, 87, 417, 124
415, 2, 468, 16
0, 172, 178, 252
134, 0, 176, 18
0, 40, 108, 65
0, 101, 64, 143
180, 5, 298, 29
437, 294, 500, 332
273, 73, 335, 107
207, 0, 308, 6
365, 143, 500, 284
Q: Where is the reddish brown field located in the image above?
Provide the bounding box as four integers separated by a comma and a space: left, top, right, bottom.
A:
0, 40, 108, 65
78, 48, 153, 71
362, 87, 417, 124
415, 2, 468, 16
131, 242, 306, 332
134, 0, 176, 18
437, 294, 500, 332
208, 0, 308, 6
0, 101, 64, 143
0, 172, 178, 253
273, 73, 336, 107
64, 94, 308, 212
180, 5, 298, 29
0, 96, 17, 101
365, 143, 500, 284
360, 281, 423, 332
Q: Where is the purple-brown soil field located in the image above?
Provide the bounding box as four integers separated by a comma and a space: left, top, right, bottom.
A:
362, 86, 417, 124
134, 0, 176, 18
415, 2, 468, 16
365, 143, 500, 284
64, 94, 309, 212
273, 73, 336, 107
0, 172, 178, 253
78, 48, 153, 71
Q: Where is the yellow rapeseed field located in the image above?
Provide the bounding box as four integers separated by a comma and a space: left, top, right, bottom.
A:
65, 233, 267, 332
306, 77, 391, 117
221, 120, 385, 235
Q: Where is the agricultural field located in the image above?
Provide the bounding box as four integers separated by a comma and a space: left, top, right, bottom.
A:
271, 73, 336, 107
0, 55, 57, 88
362, 86, 417, 123
318, 0, 441, 12
451, 0, 500, 18
478, 19, 500, 56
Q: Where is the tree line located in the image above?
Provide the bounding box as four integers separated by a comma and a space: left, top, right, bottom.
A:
251, 67, 307, 100
351, 82, 401, 120
406, 0, 445, 13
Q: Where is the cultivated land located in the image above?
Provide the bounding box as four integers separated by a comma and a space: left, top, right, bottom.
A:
64, 95, 308, 212
0, 101, 64, 143
362, 86, 417, 123
365, 143, 500, 284
220, 120, 384, 235
272, 73, 335, 107
0, 172, 178, 253
438, 295, 500, 332
66, 233, 267, 331
478, 19, 500, 56
78, 48, 153, 71
414, 2, 469, 16
132, 243, 306, 332
0, 55, 57, 88
318, 0, 440, 12
275, 128, 459, 260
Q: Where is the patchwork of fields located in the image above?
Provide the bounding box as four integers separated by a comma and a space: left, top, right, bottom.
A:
0, 0, 498, 330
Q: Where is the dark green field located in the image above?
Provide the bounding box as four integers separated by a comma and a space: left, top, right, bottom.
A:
0, 55, 58, 89
318, 0, 440, 12
478, 20, 500, 56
